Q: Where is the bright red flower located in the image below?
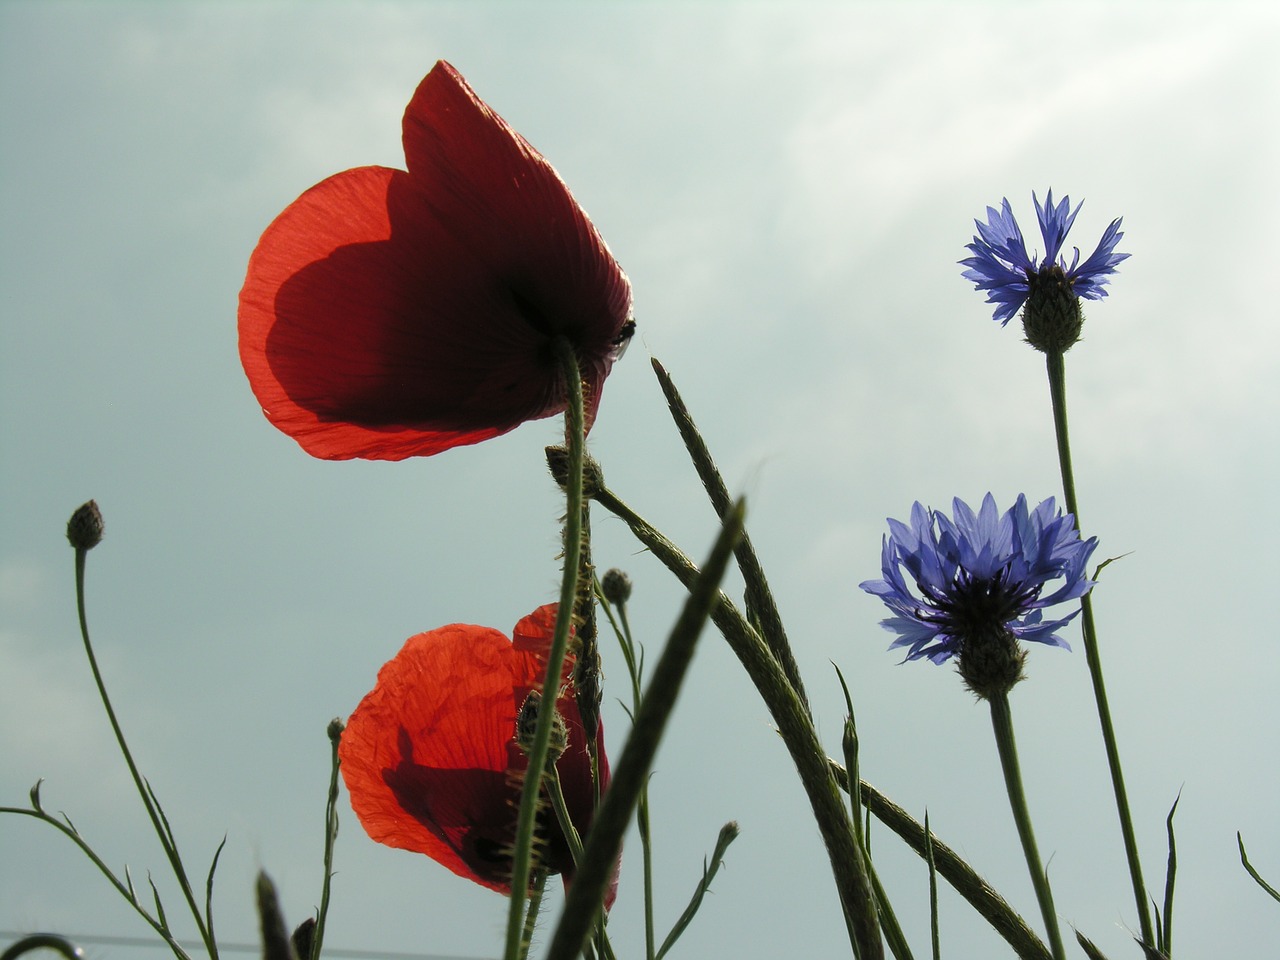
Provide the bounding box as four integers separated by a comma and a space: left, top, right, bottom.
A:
238, 61, 634, 460
338, 604, 609, 896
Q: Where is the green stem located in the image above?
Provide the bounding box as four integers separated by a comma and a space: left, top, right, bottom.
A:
650, 358, 810, 713
518, 870, 548, 960
829, 764, 1052, 960
988, 692, 1066, 960
73, 547, 215, 959
503, 338, 586, 960
2, 798, 192, 960
1045, 351, 1153, 945
309, 721, 343, 960
599, 589, 657, 960
594, 487, 881, 958
544, 500, 747, 960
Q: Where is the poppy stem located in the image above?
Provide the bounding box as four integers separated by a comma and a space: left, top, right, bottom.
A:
308, 719, 344, 960
987, 691, 1067, 960
503, 338, 587, 960
518, 870, 548, 960
1044, 350, 1153, 947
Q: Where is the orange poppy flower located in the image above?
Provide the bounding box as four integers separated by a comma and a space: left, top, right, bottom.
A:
238, 61, 634, 460
338, 605, 609, 894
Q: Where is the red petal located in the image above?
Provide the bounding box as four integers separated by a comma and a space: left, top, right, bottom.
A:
339, 610, 614, 898
238, 62, 633, 461
339, 624, 526, 890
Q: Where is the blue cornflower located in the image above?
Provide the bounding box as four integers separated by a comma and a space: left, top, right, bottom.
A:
961, 190, 1129, 352
860, 493, 1097, 697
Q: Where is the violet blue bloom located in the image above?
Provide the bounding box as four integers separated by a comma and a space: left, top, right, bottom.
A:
961, 190, 1129, 326
860, 494, 1097, 667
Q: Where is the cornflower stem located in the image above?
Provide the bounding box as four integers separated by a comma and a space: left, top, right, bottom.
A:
593, 486, 882, 959
1045, 350, 1153, 945
597, 587, 657, 960
828, 763, 1052, 960
72, 545, 218, 960
837, 669, 912, 960
503, 338, 586, 960
988, 691, 1066, 960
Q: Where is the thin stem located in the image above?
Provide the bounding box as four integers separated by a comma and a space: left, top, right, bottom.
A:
309, 721, 343, 960
597, 586, 656, 960
988, 692, 1066, 960
73, 547, 215, 959
594, 487, 881, 958
518, 871, 548, 960
503, 338, 586, 960
544, 500, 747, 960
544, 768, 617, 960
1045, 350, 1153, 945
650, 358, 810, 713
828, 765, 1052, 960
2, 801, 192, 960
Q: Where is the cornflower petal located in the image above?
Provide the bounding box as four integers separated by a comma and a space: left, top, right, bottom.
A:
961, 189, 1128, 327
861, 494, 1096, 668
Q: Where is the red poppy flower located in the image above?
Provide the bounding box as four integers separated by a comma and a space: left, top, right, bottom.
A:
338, 604, 610, 897
238, 61, 634, 460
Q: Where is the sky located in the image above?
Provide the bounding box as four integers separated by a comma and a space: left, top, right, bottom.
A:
2, 2, 1278, 958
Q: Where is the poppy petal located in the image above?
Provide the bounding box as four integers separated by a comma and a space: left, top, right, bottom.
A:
339, 608, 613, 899
238, 61, 633, 461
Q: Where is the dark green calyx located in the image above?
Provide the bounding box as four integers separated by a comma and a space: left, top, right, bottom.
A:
1022, 263, 1083, 354
545, 445, 604, 496
958, 625, 1027, 700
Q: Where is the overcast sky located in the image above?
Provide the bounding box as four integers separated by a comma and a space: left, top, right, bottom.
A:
2, 3, 1278, 959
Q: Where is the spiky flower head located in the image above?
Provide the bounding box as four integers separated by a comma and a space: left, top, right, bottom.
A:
860, 494, 1098, 698
66, 500, 104, 551
961, 190, 1129, 353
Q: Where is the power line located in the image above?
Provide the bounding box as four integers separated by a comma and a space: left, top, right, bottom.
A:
0, 933, 491, 960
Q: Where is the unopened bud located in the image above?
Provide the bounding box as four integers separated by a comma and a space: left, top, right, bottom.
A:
66, 500, 104, 551
515, 691, 568, 764
601, 568, 633, 605
545, 447, 604, 496
327, 717, 346, 744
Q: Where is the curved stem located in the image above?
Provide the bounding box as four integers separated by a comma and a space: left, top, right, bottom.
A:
1, 935, 84, 960
73, 548, 215, 958
827, 764, 1052, 960
594, 487, 881, 958
503, 338, 586, 960
1045, 351, 1153, 945
988, 692, 1066, 960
